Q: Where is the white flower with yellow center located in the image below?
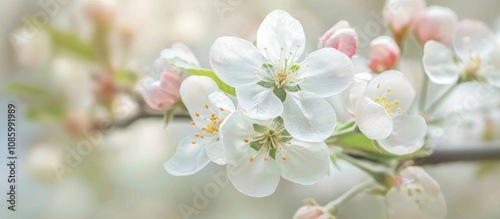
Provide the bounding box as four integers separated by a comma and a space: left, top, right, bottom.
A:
209, 10, 354, 142
423, 19, 500, 87
351, 70, 427, 155
220, 112, 330, 197
164, 76, 235, 176
386, 166, 447, 219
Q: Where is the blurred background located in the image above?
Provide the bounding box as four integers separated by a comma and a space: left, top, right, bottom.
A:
1, 0, 500, 218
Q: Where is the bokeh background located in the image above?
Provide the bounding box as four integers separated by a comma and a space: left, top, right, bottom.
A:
1, 0, 500, 218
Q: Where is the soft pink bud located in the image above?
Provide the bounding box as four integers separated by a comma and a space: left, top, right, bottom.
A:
368, 36, 400, 73
384, 0, 426, 42
293, 206, 333, 219
413, 6, 458, 45
319, 20, 358, 58
142, 71, 181, 111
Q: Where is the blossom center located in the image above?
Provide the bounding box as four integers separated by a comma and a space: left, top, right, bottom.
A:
373, 83, 401, 117
245, 118, 292, 162
190, 103, 225, 143
403, 183, 431, 210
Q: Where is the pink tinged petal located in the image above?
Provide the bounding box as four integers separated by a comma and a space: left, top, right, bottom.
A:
164, 135, 211, 176
413, 6, 458, 45
276, 139, 330, 185
180, 76, 220, 126
423, 40, 461, 84
162, 43, 200, 67
209, 37, 263, 87
257, 10, 305, 63
453, 19, 496, 62
227, 151, 281, 198
323, 28, 358, 58
142, 79, 178, 111
383, 0, 426, 33
282, 91, 336, 142
205, 140, 226, 165
319, 20, 351, 47
385, 187, 425, 219
365, 70, 416, 113
160, 71, 182, 91
219, 112, 260, 163
377, 114, 427, 155
236, 83, 283, 120
368, 36, 400, 73
293, 205, 328, 219
354, 97, 393, 140
300, 48, 355, 97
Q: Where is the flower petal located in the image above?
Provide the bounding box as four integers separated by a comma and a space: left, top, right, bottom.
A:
208, 91, 236, 119
282, 91, 336, 142
386, 187, 424, 219
205, 140, 226, 165
354, 97, 393, 140
276, 139, 330, 185
453, 19, 495, 62
378, 114, 427, 155
209, 37, 263, 87
180, 76, 220, 126
220, 112, 260, 163
300, 48, 355, 97
236, 83, 283, 120
164, 134, 211, 176
423, 40, 461, 84
257, 10, 305, 63
365, 70, 416, 113
227, 151, 281, 197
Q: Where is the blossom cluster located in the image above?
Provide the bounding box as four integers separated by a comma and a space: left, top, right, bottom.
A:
140, 0, 500, 218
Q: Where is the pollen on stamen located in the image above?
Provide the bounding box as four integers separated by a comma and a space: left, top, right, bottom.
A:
377, 83, 381, 88
219, 108, 224, 111
191, 141, 196, 144
264, 156, 268, 161
397, 107, 402, 113
204, 103, 209, 109
282, 156, 287, 161
374, 97, 380, 102
195, 133, 200, 137
387, 87, 391, 92
190, 121, 196, 126
195, 112, 200, 117
243, 138, 249, 143
249, 157, 254, 162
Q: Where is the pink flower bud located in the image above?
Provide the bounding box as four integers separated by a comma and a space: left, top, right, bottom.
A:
367, 36, 400, 73
319, 20, 358, 58
412, 6, 458, 45
142, 71, 181, 111
384, 0, 426, 42
293, 206, 333, 219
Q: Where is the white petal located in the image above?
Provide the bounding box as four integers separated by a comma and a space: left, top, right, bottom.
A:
208, 91, 236, 119
180, 76, 220, 126
205, 140, 226, 165
236, 83, 283, 120
386, 187, 424, 219
227, 152, 281, 197
161, 43, 200, 67
378, 114, 427, 155
257, 10, 305, 63
354, 97, 393, 140
365, 70, 416, 113
453, 19, 496, 62
299, 48, 355, 97
276, 139, 330, 185
164, 135, 210, 176
282, 91, 336, 142
220, 112, 260, 163
423, 40, 460, 84
209, 37, 263, 87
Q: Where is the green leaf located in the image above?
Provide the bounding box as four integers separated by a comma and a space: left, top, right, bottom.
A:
114, 70, 138, 87
166, 58, 236, 96
250, 141, 262, 151
26, 105, 66, 120
269, 148, 276, 159
253, 123, 268, 133
273, 88, 286, 102
261, 62, 275, 75
285, 85, 300, 92
163, 107, 176, 128
46, 27, 97, 62
333, 132, 398, 161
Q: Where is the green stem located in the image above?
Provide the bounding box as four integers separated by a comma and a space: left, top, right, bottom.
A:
335, 153, 394, 187
419, 74, 429, 112
424, 83, 459, 115
325, 180, 375, 214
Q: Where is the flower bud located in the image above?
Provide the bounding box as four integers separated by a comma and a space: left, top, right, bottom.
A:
413, 6, 458, 45
367, 36, 400, 73
319, 20, 358, 58
85, 0, 117, 26
293, 205, 334, 219
142, 71, 181, 111
383, 0, 426, 42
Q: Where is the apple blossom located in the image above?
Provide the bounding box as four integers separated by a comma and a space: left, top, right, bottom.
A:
319, 20, 358, 58
293, 205, 334, 219
386, 166, 447, 219
210, 10, 354, 142
220, 112, 330, 197
351, 70, 426, 155
141, 43, 199, 111
423, 20, 500, 87
164, 76, 235, 176
368, 36, 400, 73
412, 6, 458, 45
383, 0, 426, 42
